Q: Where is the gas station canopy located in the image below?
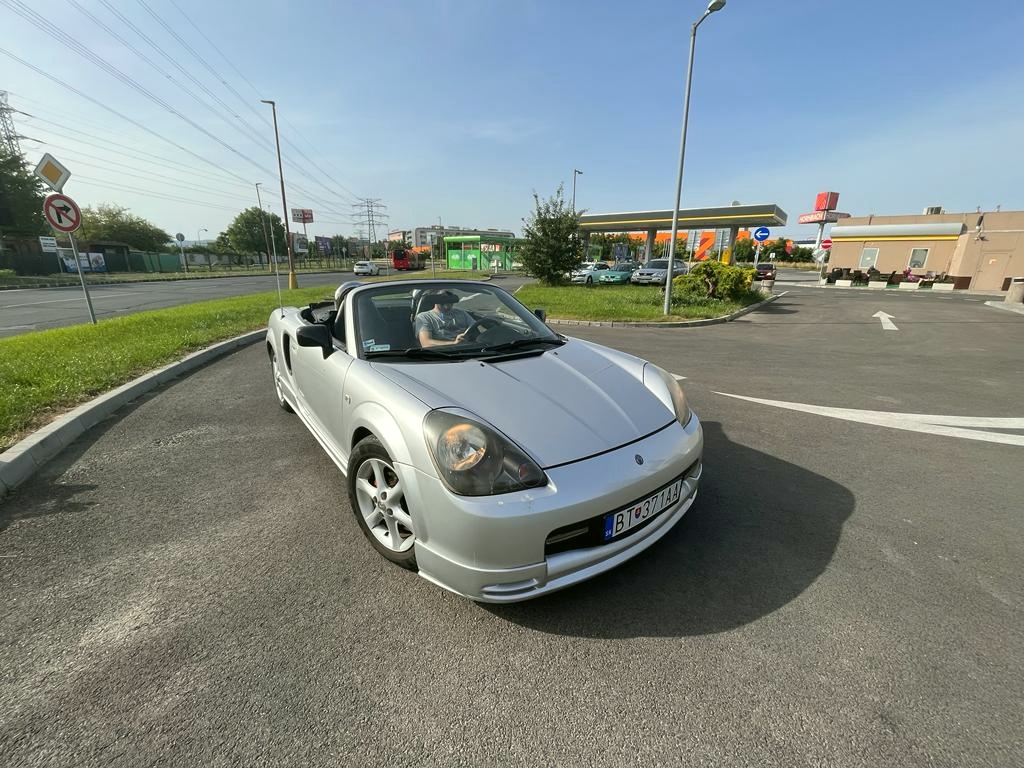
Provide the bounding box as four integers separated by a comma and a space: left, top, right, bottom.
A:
578, 203, 788, 233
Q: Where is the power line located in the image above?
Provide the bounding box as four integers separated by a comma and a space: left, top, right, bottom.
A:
0, 46, 255, 187
1, 0, 280, 181
163, 0, 364, 204
84, 0, 276, 157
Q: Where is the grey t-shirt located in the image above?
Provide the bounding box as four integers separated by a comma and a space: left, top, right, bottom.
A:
415, 307, 474, 342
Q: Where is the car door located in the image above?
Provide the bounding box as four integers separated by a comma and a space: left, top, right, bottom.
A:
291, 310, 354, 461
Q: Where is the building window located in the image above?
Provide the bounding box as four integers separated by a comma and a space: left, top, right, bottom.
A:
908, 248, 929, 269
858, 247, 879, 269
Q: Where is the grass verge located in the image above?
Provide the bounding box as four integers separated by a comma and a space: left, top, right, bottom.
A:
0, 272, 500, 451
514, 284, 762, 322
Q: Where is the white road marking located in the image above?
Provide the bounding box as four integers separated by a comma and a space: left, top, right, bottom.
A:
0, 292, 146, 309
872, 310, 898, 330
715, 393, 1024, 447
0, 325, 34, 331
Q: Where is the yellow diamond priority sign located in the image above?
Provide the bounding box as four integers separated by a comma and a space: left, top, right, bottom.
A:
34, 153, 71, 192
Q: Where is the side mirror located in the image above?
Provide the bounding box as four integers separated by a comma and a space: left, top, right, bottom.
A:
295, 324, 334, 359
533, 308, 547, 322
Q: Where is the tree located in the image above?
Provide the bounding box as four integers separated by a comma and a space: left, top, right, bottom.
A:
221, 206, 286, 257
0, 146, 48, 237
78, 204, 172, 251
731, 238, 755, 263
519, 185, 582, 285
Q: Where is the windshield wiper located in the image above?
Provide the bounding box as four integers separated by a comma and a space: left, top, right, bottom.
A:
478, 337, 566, 354
364, 347, 467, 360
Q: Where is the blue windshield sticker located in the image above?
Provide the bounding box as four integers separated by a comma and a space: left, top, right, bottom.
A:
361, 338, 375, 349
368, 344, 391, 352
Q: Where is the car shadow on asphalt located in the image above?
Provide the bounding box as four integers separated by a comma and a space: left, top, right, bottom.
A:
483, 421, 854, 637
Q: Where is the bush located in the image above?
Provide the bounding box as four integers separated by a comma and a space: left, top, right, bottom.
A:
672, 260, 756, 302
0, 269, 15, 278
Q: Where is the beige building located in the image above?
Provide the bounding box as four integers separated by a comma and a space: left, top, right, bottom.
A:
828, 209, 1024, 290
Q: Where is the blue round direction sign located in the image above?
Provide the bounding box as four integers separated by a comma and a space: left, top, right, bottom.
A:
753, 226, 771, 242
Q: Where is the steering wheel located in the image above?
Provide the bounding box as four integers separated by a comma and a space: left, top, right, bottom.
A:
461, 317, 502, 341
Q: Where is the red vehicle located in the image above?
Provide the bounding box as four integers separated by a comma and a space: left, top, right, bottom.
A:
390, 248, 426, 271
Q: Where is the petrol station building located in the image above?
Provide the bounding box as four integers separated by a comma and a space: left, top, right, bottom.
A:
578, 203, 788, 262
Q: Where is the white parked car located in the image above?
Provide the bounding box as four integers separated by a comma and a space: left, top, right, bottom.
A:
266, 280, 704, 602
353, 260, 381, 276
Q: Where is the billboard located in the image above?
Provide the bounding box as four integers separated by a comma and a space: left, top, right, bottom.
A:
293, 234, 308, 254
291, 208, 314, 224
695, 230, 716, 261
315, 236, 331, 255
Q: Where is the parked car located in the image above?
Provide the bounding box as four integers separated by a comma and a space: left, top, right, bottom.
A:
353, 260, 380, 276
598, 262, 640, 285
266, 280, 704, 602
571, 262, 611, 285
754, 262, 777, 281
630, 259, 688, 285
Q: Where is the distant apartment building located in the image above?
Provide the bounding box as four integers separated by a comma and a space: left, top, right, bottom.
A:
387, 226, 515, 248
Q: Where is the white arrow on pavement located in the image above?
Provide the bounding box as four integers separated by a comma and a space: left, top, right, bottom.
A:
873, 310, 898, 331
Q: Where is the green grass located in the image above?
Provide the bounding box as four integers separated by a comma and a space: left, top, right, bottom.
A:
515, 284, 761, 322
0, 271, 501, 450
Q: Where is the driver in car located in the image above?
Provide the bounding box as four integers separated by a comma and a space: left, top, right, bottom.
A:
415, 291, 475, 347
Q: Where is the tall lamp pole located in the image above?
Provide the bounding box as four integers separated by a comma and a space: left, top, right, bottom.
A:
197, 227, 208, 270
663, 0, 726, 316
261, 99, 298, 289
255, 182, 273, 270
572, 168, 583, 211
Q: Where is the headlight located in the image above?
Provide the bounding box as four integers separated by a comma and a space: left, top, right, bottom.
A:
424, 410, 548, 496
642, 364, 693, 428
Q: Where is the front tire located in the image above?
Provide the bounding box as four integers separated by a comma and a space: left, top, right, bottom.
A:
347, 436, 417, 570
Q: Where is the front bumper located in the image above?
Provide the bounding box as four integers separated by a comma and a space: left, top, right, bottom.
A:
631, 273, 666, 284
404, 416, 703, 602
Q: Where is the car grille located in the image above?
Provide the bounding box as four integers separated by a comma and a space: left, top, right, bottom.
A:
543, 460, 700, 556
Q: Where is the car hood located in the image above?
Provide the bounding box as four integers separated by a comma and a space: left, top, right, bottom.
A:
371, 340, 673, 467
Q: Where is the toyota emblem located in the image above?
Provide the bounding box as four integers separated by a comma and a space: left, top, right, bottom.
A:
634, 454, 644, 465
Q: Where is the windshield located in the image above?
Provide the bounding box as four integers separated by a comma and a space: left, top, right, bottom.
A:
354, 283, 561, 361
646, 260, 668, 269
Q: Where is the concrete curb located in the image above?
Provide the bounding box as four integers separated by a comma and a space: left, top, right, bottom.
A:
984, 301, 1024, 315
0, 329, 266, 500
545, 292, 784, 329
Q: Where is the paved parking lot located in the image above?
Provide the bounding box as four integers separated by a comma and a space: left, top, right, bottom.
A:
1, 288, 1021, 767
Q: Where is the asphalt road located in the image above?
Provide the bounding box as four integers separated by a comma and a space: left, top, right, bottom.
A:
1, 289, 1021, 767
0, 273, 534, 338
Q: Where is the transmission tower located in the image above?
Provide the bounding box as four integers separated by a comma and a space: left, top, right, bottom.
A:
351, 199, 388, 258
0, 92, 22, 156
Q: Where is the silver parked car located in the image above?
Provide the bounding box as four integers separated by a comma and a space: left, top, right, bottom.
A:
631, 259, 688, 285
266, 280, 703, 602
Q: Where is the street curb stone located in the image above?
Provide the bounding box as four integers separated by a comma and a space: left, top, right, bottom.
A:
0, 329, 266, 500
544, 292, 783, 329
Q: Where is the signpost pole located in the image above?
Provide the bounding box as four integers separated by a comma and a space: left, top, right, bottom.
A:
67, 231, 96, 324
754, 242, 762, 266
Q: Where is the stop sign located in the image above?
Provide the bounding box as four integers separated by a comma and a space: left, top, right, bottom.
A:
821, 238, 833, 249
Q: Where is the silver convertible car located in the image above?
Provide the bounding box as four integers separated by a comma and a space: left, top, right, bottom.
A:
266, 280, 703, 602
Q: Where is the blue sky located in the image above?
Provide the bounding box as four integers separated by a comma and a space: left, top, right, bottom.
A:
3, 0, 1022, 242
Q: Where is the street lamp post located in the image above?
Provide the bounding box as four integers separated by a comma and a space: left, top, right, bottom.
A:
255, 182, 272, 270
261, 99, 298, 289
663, 0, 726, 316
197, 227, 209, 270
572, 169, 583, 211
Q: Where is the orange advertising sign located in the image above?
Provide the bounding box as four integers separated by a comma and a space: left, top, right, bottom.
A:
695, 230, 716, 261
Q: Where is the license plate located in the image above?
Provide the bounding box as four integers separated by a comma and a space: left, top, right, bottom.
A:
603, 478, 684, 542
